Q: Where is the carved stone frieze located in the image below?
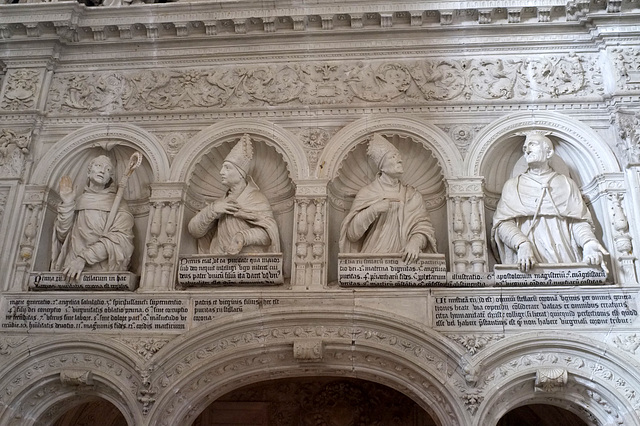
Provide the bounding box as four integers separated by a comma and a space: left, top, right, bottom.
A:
615, 109, 640, 166
1, 69, 40, 111
0, 128, 31, 178
47, 54, 603, 115
0, 336, 27, 356
117, 337, 170, 360
612, 334, 640, 354
612, 47, 640, 91
445, 334, 504, 355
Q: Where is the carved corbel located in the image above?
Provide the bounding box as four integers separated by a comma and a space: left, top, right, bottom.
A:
293, 339, 323, 362
534, 368, 568, 393
60, 370, 94, 386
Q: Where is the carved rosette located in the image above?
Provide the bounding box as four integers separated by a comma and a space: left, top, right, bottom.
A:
446, 178, 487, 273
1, 69, 41, 110
142, 183, 185, 291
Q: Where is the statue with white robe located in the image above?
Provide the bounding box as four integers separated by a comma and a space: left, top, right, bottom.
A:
188, 135, 280, 255
339, 134, 437, 263
492, 132, 608, 272
51, 155, 135, 282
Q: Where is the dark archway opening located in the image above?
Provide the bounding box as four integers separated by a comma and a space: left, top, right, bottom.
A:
497, 404, 588, 426
52, 398, 127, 426
192, 377, 438, 426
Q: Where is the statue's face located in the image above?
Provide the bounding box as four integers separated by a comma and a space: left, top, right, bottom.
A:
380, 151, 404, 178
523, 137, 551, 165
220, 161, 244, 187
88, 158, 113, 187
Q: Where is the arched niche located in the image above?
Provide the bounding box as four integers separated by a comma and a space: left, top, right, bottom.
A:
0, 339, 143, 426
497, 404, 588, 425
467, 112, 621, 269
51, 397, 128, 426
146, 308, 468, 426
30, 124, 168, 278
471, 333, 640, 426
176, 129, 298, 281
326, 131, 450, 282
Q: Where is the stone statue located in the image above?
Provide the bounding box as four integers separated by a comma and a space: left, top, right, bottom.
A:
339, 134, 437, 263
492, 132, 608, 272
188, 134, 281, 255
51, 155, 135, 282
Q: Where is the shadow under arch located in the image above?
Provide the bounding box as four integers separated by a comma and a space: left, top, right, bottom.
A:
145, 307, 470, 426
169, 119, 308, 182
30, 123, 170, 186
0, 337, 146, 426
471, 332, 640, 426
465, 111, 621, 184
317, 116, 463, 180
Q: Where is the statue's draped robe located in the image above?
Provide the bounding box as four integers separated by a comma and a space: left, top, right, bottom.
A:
492, 169, 597, 265
189, 181, 280, 254
51, 186, 135, 272
339, 177, 437, 254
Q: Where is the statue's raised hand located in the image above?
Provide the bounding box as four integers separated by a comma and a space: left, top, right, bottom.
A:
59, 175, 75, 204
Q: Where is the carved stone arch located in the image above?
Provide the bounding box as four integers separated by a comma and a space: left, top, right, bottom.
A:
466, 111, 621, 193
30, 123, 170, 186
169, 119, 308, 182
472, 332, 640, 426
0, 338, 145, 426
318, 116, 463, 180
145, 307, 469, 426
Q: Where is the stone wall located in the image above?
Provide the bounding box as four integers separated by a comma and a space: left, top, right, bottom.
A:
1, 1, 640, 425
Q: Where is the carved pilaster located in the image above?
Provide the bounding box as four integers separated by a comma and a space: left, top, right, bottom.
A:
446, 178, 488, 273
139, 183, 185, 291
608, 192, 638, 284
15, 187, 46, 290
292, 181, 327, 289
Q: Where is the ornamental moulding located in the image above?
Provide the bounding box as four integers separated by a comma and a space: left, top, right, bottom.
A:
45, 54, 603, 115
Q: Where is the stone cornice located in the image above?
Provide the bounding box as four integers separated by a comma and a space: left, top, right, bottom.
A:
0, 1, 639, 44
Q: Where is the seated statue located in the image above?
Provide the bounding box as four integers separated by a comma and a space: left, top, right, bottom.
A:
188, 134, 280, 255
339, 134, 437, 263
51, 155, 135, 282
492, 131, 608, 272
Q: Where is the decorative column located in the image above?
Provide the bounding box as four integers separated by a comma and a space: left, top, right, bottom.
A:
139, 183, 185, 292
445, 178, 488, 273
291, 180, 328, 290
613, 109, 640, 284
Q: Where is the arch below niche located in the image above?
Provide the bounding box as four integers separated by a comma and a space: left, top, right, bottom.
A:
472, 332, 640, 426
0, 339, 144, 426
145, 307, 469, 426
30, 123, 170, 187
466, 111, 621, 186
169, 119, 308, 182
318, 116, 463, 180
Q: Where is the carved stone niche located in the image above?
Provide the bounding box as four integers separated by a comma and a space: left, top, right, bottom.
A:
484, 131, 612, 286
31, 146, 152, 291
179, 134, 295, 288
328, 133, 448, 287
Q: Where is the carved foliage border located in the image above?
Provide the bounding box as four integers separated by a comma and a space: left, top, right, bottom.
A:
47, 54, 603, 115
